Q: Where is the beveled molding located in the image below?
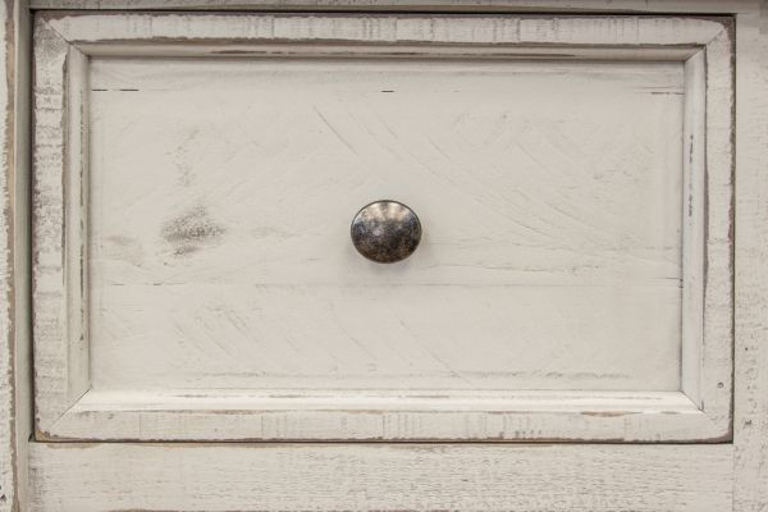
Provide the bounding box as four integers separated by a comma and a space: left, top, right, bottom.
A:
32, 11, 734, 442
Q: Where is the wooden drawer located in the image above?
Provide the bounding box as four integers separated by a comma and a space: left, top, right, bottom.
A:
32, 12, 734, 442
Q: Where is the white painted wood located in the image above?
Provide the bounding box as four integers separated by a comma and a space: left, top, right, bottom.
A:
31, 12, 735, 442
49, 389, 726, 441
681, 50, 706, 409
0, 1, 18, 506
677, 19, 735, 436
5, 2, 762, 512
733, 2, 768, 511
9, 3, 32, 510
80, 44, 700, 60
0, 1, 31, 511
45, 13, 729, 47
28, 442, 735, 512
32, 19, 90, 436
698, 22, 736, 434
88, 56, 685, 393
26, 0, 758, 13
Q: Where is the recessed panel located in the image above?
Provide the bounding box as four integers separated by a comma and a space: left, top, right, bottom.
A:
88, 57, 684, 393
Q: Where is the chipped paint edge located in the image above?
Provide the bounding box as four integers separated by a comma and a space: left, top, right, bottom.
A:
0, 0, 30, 511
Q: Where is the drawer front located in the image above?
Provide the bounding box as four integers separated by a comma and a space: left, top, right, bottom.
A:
32, 12, 734, 441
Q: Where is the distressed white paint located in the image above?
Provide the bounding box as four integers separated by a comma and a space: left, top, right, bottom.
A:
32, 19, 91, 437
698, 24, 736, 433
0, 1, 759, 512
0, 1, 31, 511
28, 442, 735, 512
25, 0, 758, 12
0, 0, 16, 508
0, 2, 16, 508
48, 389, 726, 442
46, 13, 729, 46
733, 2, 768, 511
89, 56, 685, 392
31, 13, 734, 442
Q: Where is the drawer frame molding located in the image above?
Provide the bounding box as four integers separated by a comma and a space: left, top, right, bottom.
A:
0, 2, 761, 512
32, 12, 734, 442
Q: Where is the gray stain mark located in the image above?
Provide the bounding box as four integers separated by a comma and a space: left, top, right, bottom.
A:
105, 235, 144, 266
161, 205, 226, 257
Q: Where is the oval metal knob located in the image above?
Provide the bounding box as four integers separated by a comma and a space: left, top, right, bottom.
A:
350, 200, 422, 264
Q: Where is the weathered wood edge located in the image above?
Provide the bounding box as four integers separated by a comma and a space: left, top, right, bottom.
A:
46, 389, 724, 443
0, 0, 30, 511
698, 17, 735, 439
732, 3, 768, 511
43, 11, 731, 46
0, 1, 16, 508
23, 0, 760, 15
681, 48, 706, 415
679, 19, 735, 441
31, 14, 91, 438
28, 443, 735, 512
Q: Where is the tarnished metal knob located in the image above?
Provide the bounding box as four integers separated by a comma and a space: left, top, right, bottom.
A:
350, 200, 422, 264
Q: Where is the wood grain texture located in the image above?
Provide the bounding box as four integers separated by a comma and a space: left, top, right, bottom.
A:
45, 12, 728, 47
681, 50, 706, 410
697, 18, 735, 438
31, 12, 735, 442
49, 389, 726, 442
26, 0, 758, 14
28, 442, 735, 512
8, 2, 762, 512
0, 2, 17, 508
0, 1, 30, 511
733, 3, 768, 511
88, 56, 685, 393
32, 18, 90, 435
